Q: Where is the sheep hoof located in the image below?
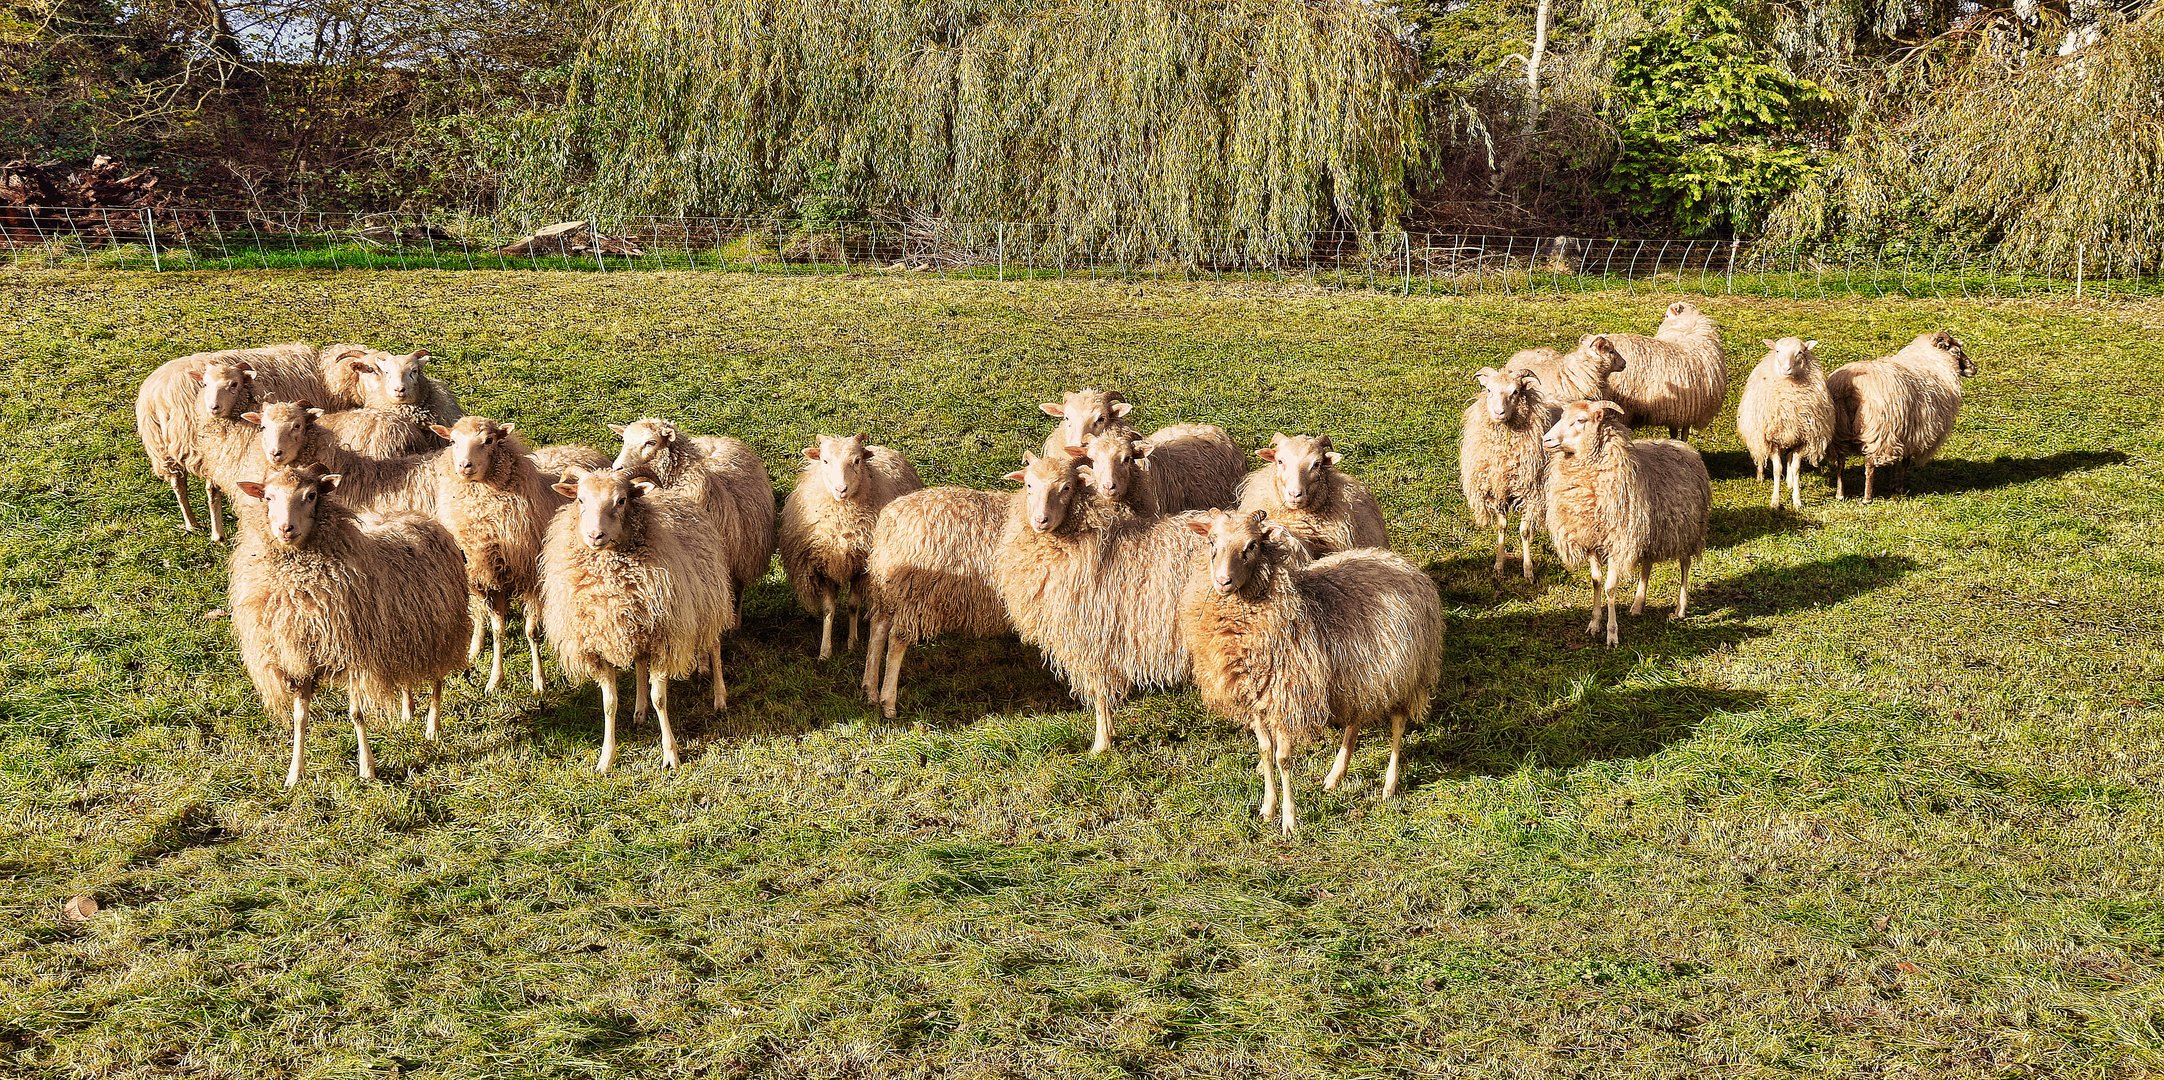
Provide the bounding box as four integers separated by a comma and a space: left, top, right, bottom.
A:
1630, 601, 1645, 616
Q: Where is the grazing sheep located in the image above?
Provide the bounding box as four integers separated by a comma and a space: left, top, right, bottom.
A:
993, 450, 1210, 754
530, 443, 611, 479
325, 349, 463, 427
1542, 400, 1711, 646
1737, 337, 1836, 510
138, 357, 261, 539
1179, 510, 1443, 834
1826, 331, 1976, 501
541, 468, 739, 771
320, 366, 451, 459
1078, 425, 1244, 513
861, 486, 1017, 718
1514, 336, 1627, 404
1235, 433, 1389, 555
1459, 365, 1561, 580
252, 401, 438, 516
611, 418, 776, 607
229, 464, 470, 786
1039, 387, 1136, 455
430, 416, 569, 693
779, 434, 925, 660
1596, 302, 1729, 439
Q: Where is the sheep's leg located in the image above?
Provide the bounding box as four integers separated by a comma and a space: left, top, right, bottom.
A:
485, 604, 507, 693
350, 693, 375, 781
1755, 455, 1766, 482
286, 692, 310, 788
467, 611, 486, 663
633, 657, 650, 729
1492, 522, 1509, 574
1787, 453, 1805, 511
1381, 709, 1408, 801
880, 635, 909, 720
1324, 720, 1363, 791
1675, 556, 1693, 618
524, 607, 545, 692
1275, 740, 1300, 837
399, 690, 413, 727
1834, 457, 1847, 501
595, 672, 619, 773
710, 641, 727, 711
1089, 698, 1114, 756
1863, 461, 1876, 503
1585, 556, 1606, 637
818, 588, 836, 661
1768, 450, 1784, 509
426, 679, 443, 741
651, 667, 680, 769
1253, 724, 1278, 824
206, 484, 226, 543
169, 473, 199, 533
1518, 516, 1537, 583
1603, 559, 1623, 646
845, 579, 862, 652
1631, 566, 1649, 617
862, 616, 890, 704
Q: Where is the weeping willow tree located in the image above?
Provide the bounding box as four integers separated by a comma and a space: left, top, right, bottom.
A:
504, 0, 1426, 258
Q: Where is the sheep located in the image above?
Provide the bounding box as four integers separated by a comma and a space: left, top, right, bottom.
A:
993, 450, 1210, 754
1078, 424, 1244, 513
530, 443, 611, 479
228, 464, 470, 786
252, 401, 438, 516
779, 433, 926, 660
319, 363, 452, 459
1826, 331, 1976, 501
860, 486, 1017, 718
610, 418, 776, 608
325, 348, 463, 427
138, 357, 262, 539
1594, 302, 1728, 439
540, 467, 739, 771
1179, 509, 1443, 834
1234, 433, 1389, 555
1459, 365, 1561, 580
1737, 336, 1836, 510
1541, 399, 1711, 646
1513, 336, 1627, 404
429, 416, 570, 693
1039, 387, 1136, 455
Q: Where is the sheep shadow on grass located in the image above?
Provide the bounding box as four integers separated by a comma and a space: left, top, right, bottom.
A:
1708, 504, 1818, 548
1856, 449, 2128, 498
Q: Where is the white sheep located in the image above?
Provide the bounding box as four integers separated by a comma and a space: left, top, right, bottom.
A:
1459, 365, 1560, 580
324, 348, 463, 427
1826, 331, 1976, 501
251, 401, 438, 516
1542, 399, 1711, 646
861, 486, 1017, 718
1038, 387, 1136, 455
1234, 433, 1389, 555
1179, 510, 1444, 834
611, 418, 775, 609
530, 443, 612, 479
138, 357, 260, 539
778, 434, 925, 659
1077, 424, 1245, 513
320, 362, 452, 459
228, 464, 470, 786
1513, 336, 1627, 404
1595, 302, 1728, 439
1737, 336, 1835, 510
540, 467, 740, 771
429, 416, 571, 693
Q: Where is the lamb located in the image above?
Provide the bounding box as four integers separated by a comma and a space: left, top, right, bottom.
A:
540, 467, 740, 771
778, 433, 925, 660
228, 464, 470, 786
1737, 336, 1836, 510
429, 416, 571, 693
1593, 302, 1729, 438
1826, 331, 1976, 501
1234, 433, 1389, 555
610, 418, 776, 607
325, 348, 463, 427
1541, 399, 1711, 646
1459, 365, 1561, 580
138, 357, 261, 539
1513, 335, 1627, 403
993, 450, 1211, 754
860, 486, 1017, 719
1179, 510, 1443, 834
1078, 425, 1245, 513
252, 401, 438, 516
1039, 387, 1136, 455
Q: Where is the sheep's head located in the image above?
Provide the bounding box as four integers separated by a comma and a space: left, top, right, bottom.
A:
437, 416, 517, 482
551, 467, 655, 550
1760, 337, 1819, 379
190, 360, 256, 419
351, 349, 430, 405
1578, 334, 1629, 379
1542, 399, 1626, 457
249, 400, 325, 467
1186, 509, 1283, 595
801, 433, 871, 501
1475, 366, 1541, 423
1081, 430, 1150, 502
1659, 300, 1706, 332
609, 418, 680, 472
1930, 331, 1975, 378
1256, 433, 1340, 509
1038, 388, 1131, 448
237, 464, 341, 547
1003, 450, 1083, 534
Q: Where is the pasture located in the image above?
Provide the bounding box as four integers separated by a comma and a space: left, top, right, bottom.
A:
2, 269, 2161, 1076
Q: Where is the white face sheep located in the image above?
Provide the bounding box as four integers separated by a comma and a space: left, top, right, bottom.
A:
1460, 366, 1561, 580
1826, 331, 1976, 501
607, 417, 777, 608
1038, 387, 1135, 454
780, 433, 926, 660
1080, 431, 1154, 512
1079, 423, 1244, 513
1235, 433, 1390, 555
249, 400, 437, 517
1737, 336, 1835, 510
430, 415, 565, 693
1542, 399, 1711, 646
251, 400, 326, 468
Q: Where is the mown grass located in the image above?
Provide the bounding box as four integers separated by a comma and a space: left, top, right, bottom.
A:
1, 269, 2161, 1077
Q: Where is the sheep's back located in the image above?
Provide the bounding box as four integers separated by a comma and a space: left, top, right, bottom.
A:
1627, 439, 1710, 564
1605, 330, 1727, 430
868, 487, 1013, 643
1302, 549, 1445, 727
1141, 424, 1244, 511
694, 436, 777, 596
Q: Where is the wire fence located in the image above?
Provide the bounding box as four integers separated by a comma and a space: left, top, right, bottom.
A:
2, 207, 2157, 300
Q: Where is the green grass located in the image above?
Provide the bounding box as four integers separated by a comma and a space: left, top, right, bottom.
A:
2, 269, 2162, 1077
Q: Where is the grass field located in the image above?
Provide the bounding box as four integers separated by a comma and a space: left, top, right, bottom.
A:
2, 269, 2161, 1077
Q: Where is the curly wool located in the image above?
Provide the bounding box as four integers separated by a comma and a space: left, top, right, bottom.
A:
539, 482, 739, 684
779, 445, 924, 614
1545, 414, 1709, 576
1828, 332, 1971, 470
1738, 341, 1835, 471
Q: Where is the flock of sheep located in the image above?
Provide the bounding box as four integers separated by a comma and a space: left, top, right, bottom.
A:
133, 303, 1974, 833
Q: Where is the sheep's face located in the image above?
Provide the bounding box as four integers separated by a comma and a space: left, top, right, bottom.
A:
239, 465, 340, 547
440, 416, 514, 481
1659, 301, 1704, 333
251, 401, 325, 467
1081, 431, 1147, 502
1542, 400, 1624, 457
1760, 337, 1818, 379
1932, 331, 1975, 378
353, 350, 429, 405
1192, 509, 1273, 594
552, 469, 654, 550
1578, 334, 1628, 379
803, 434, 871, 501
609, 418, 678, 472
1039, 388, 1131, 449
193, 361, 255, 419
1475, 367, 1538, 423
1256, 433, 1339, 509
1004, 451, 1081, 533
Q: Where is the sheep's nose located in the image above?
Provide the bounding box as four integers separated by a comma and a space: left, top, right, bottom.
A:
1214, 576, 1235, 593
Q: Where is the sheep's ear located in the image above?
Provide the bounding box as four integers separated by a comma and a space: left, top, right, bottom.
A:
1804, 340, 1818, 352
853, 431, 869, 443
319, 473, 343, 492
1669, 302, 1687, 316
1324, 451, 1342, 467
188, 369, 205, 384
630, 479, 658, 497
1255, 446, 1276, 462
1077, 465, 1095, 484
608, 423, 626, 436
552, 481, 579, 499
1762, 338, 1777, 350
239, 368, 255, 381
1039, 402, 1064, 417
408, 350, 430, 362
1002, 469, 1027, 483
1110, 401, 1133, 418
241, 411, 263, 426
429, 424, 453, 439
1473, 366, 1497, 383
1246, 509, 1268, 528
1133, 440, 1154, 458
307, 408, 325, 419
499, 422, 515, 433
235, 481, 265, 500
1063, 444, 1088, 460
801, 446, 821, 460
294, 398, 314, 411
1518, 371, 1541, 389
1184, 517, 1213, 536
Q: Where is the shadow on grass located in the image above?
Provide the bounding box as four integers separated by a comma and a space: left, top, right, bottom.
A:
1709, 504, 1816, 548
1908, 450, 2128, 496
1700, 449, 1759, 481
1697, 553, 1917, 618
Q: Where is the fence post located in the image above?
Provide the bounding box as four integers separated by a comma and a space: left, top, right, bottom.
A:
143, 209, 161, 271
998, 221, 1006, 282
1402, 231, 1412, 295
1725, 239, 1739, 294
2075, 243, 2084, 298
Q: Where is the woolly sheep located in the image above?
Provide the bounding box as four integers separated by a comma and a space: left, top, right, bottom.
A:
325, 348, 463, 427
530, 443, 611, 479
541, 467, 740, 771
1542, 400, 1711, 646
1595, 302, 1728, 439
429, 416, 570, 693
1514, 336, 1627, 404
993, 450, 1210, 754
1460, 365, 1561, 580
229, 464, 470, 786
1736, 336, 1835, 510
1235, 433, 1388, 555
1039, 387, 1136, 455
1826, 331, 1976, 501
252, 401, 438, 516
779, 434, 925, 660
1179, 510, 1443, 834
138, 357, 260, 540
611, 418, 776, 607
1078, 424, 1244, 513
861, 486, 1017, 718
320, 363, 452, 459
